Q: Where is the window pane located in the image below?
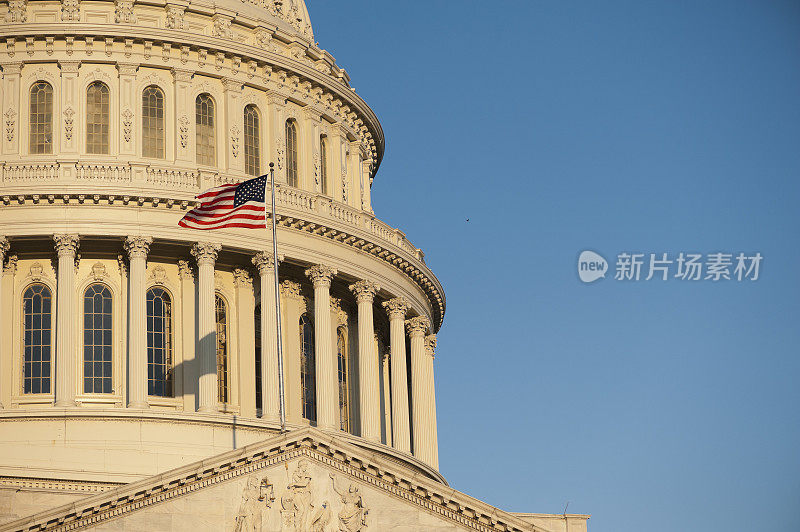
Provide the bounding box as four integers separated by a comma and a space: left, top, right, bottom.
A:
147, 287, 173, 397
83, 284, 113, 394
285, 120, 298, 187
196, 94, 216, 166
320, 136, 328, 195
142, 86, 165, 158
299, 314, 316, 422
86, 82, 110, 154
337, 327, 349, 432
22, 284, 52, 394
216, 295, 228, 403
29, 82, 53, 154
244, 105, 261, 176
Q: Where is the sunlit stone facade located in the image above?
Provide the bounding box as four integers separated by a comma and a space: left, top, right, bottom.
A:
0, 1, 588, 530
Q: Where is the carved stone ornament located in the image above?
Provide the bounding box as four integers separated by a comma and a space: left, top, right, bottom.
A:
425, 334, 437, 358
233, 475, 274, 531
28, 262, 44, 281
150, 265, 167, 284
61, 0, 79, 21
212, 16, 234, 39
382, 297, 409, 319
5, 108, 16, 142
254, 29, 275, 51
280, 460, 327, 531
304, 264, 337, 288
190, 242, 221, 265
53, 234, 80, 257
230, 125, 241, 158
177, 259, 193, 280
312, 151, 320, 186
349, 280, 379, 304
4, 255, 18, 275
232, 268, 252, 288
117, 254, 127, 276
124, 235, 152, 259
5, 0, 27, 22
114, 0, 136, 24
63, 107, 75, 141
121, 108, 133, 143
164, 4, 185, 29
0, 237, 9, 261
91, 262, 107, 281
178, 115, 189, 148
330, 473, 369, 531
405, 316, 430, 337
341, 169, 348, 202
279, 279, 301, 299
251, 251, 276, 274
275, 142, 285, 171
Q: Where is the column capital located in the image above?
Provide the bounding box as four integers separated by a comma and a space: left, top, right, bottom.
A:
58, 60, 81, 74
171, 67, 194, 82
305, 264, 337, 288
349, 279, 380, 304
222, 77, 242, 92
1, 62, 23, 75
4, 255, 18, 275
425, 334, 437, 359
405, 316, 430, 337
266, 90, 286, 106
251, 250, 277, 274
124, 235, 152, 259
177, 259, 193, 280
233, 268, 253, 288
191, 241, 221, 265
116, 62, 139, 76
279, 279, 302, 299
0, 236, 9, 260
53, 234, 80, 257
382, 297, 409, 320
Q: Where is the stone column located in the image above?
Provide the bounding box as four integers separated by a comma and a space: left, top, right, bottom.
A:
0, 237, 8, 409
124, 236, 152, 408
424, 334, 440, 468
347, 141, 361, 209
407, 316, 435, 465
234, 269, 256, 418
381, 346, 393, 446
1, 254, 16, 409
53, 234, 79, 407
382, 297, 411, 453
116, 63, 139, 157
349, 280, 380, 442
305, 264, 337, 430
192, 242, 221, 413
252, 251, 279, 422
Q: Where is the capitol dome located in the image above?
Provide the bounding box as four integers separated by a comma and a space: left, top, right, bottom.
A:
0, 2, 589, 531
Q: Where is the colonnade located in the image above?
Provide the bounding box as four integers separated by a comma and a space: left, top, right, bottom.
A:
0, 234, 439, 468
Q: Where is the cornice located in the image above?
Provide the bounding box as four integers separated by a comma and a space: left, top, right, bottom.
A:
0, 427, 543, 532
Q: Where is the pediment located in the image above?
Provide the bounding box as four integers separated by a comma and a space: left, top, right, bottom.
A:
1, 427, 548, 532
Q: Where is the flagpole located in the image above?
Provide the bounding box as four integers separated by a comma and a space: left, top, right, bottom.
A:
267, 162, 287, 433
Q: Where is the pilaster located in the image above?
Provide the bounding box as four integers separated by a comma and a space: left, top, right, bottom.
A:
59, 61, 80, 156
116, 63, 138, 156
223, 78, 243, 173
1, 63, 22, 156
0, 237, 8, 409
178, 260, 197, 411
53, 234, 80, 407
172, 68, 194, 165
191, 241, 221, 413
124, 235, 152, 408
302, 106, 322, 193
279, 279, 302, 423
233, 268, 256, 418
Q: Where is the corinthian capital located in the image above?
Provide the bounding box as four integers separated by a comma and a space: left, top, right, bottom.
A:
304, 264, 337, 288
177, 260, 193, 280
53, 234, 80, 257
349, 279, 380, 304
425, 334, 437, 358
0, 236, 9, 260
382, 297, 409, 320
190, 241, 221, 265
279, 280, 302, 298
233, 268, 253, 288
251, 251, 277, 274
124, 235, 152, 259
405, 316, 430, 337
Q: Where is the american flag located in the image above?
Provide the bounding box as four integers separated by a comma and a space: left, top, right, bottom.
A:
178, 174, 270, 230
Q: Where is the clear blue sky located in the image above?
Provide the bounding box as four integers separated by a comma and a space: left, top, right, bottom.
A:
309, 2, 800, 531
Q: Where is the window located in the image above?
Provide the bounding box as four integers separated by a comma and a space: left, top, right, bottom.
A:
216, 294, 228, 403
300, 313, 316, 422
196, 93, 216, 166
22, 284, 52, 394
320, 135, 328, 194
337, 327, 349, 432
83, 284, 113, 394
285, 119, 298, 187
244, 105, 261, 176
86, 81, 110, 154
147, 287, 173, 397
29, 82, 53, 154
142, 85, 165, 158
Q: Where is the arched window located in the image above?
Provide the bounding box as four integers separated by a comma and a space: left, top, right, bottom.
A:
142, 85, 165, 159
86, 81, 110, 154
146, 287, 173, 397
337, 327, 349, 431
83, 284, 113, 394
285, 119, 298, 187
196, 93, 216, 166
29, 81, 53, 154
299, 313, 316, 422
319, 135, 328, 195
244, 104, 261, 176
22, 284, 52, 394
215, 294, 228, 403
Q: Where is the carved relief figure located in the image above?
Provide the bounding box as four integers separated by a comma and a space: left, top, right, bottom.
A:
309, 501, 331, 532
234, 476, 274, 532
281, 460, 314, 530
330, 474, 368, 531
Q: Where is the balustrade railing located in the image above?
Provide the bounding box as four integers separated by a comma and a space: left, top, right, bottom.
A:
76, 163, 131, 182
146, 166, 199, 189
2, 162, 59, 181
